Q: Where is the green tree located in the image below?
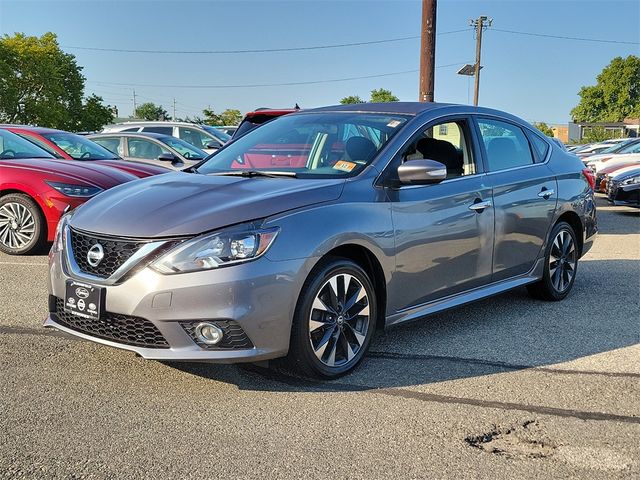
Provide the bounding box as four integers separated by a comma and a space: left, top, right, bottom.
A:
0, 32, 85, 129
78, 94, 114, 131
134, 102, 169, 121
219, 108, 242, 126
581, 126, 619, 143
532, 122, 555, 137
202, 107, 222, 126
340, 95, 365, 104
370, 88, 399, 103
571, 55, 640, 122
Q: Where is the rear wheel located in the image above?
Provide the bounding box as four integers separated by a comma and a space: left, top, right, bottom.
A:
282, 258, 377, 379
0, 194, 46, 255
527, 221, 578, 301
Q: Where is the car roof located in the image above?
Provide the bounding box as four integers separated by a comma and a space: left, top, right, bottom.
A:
90, 132, 171, 140
303, 102, 533, 126
108, 121, 204, 128
0, 125, 65, 134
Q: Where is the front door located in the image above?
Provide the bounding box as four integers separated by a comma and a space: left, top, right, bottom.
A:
385, 117, 494, 313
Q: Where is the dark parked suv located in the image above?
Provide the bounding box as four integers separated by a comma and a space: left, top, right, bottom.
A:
46, 103, 597, 378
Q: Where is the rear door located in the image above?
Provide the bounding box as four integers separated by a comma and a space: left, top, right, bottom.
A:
474, 117, 557, 281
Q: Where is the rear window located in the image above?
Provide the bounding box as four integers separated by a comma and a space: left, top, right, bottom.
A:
141, 126, 173, 135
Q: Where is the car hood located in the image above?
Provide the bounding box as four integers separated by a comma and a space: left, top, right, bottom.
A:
69, 172, 346, 237
611, 165, 640, 180
96, 159, 171, 178
2, 158, 137, 188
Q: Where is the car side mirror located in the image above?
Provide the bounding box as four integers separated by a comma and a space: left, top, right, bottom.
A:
158, 152, 179, 163
397, 159, 447, 185
206, 141, 222, 149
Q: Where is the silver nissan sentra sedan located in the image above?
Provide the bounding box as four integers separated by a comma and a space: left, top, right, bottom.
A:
45, 102, 597, 378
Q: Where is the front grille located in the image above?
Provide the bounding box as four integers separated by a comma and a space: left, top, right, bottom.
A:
70, 229, 146, 278
181, 321, 254, 350
52, 297, 169, 348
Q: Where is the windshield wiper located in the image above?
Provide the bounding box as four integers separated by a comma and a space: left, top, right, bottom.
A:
210, 170, 297, 178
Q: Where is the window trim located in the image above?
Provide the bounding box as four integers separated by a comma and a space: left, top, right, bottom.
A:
377, 114, 483, 188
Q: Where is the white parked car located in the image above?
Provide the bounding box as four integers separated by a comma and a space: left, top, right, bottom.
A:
102, 121, 231, 154
587, 140, 640, 173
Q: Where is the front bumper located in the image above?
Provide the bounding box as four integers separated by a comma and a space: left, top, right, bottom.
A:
607, 181, 640, 208
45, 247, 310, 362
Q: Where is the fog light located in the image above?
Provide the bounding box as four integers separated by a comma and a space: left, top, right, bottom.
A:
194, 322, 224, 345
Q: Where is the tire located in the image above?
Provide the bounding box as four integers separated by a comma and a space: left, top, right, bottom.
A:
0, 193, 46, 255
527, 221, 578, 301
280, 257, 378, 379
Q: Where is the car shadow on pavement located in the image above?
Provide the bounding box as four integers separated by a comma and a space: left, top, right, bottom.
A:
168, 258, 640, 393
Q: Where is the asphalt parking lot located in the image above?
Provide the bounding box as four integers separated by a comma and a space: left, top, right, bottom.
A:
1, 198, 638, 479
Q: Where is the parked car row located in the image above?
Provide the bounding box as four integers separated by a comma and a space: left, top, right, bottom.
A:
572, 137, 640, 208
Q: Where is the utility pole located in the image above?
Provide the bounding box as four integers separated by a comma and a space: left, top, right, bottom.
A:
470, 15, 491, 106
173, 98, 176, 120
419, 0, 437, 102
132, 90, 137, 116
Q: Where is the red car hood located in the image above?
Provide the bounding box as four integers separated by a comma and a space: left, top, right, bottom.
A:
95, 160, 170, 178
1, 158, 138, 188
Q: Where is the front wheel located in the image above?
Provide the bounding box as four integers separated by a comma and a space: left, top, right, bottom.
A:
527, 221, 578, 301
283, 258, 377, 379
0, 194, 46, 255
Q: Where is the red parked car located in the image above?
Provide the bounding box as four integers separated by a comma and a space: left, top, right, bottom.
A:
0, 125, 169, 178
0, 129, 137, 255
232, 108, 299, 139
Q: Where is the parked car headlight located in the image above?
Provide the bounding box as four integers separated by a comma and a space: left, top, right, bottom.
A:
52, 212, 73, 253
151, 224, 279, 274
621, 176, 640, 186
45, 181, 103, 198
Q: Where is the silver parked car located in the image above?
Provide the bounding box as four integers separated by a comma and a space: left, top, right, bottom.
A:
101, 121, 231, 154
88, 132, 207, 170
46, 103, 597, 378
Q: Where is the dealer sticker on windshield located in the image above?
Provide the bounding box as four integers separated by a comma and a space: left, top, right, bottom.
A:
333, 160, 357, 173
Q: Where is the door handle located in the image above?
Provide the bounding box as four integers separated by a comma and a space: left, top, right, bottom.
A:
538, 188, 555, 199
469, 199, 492, 211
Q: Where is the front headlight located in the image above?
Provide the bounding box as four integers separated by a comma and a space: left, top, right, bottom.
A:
621, 176, 640, 185
51, 212, 73, 253
151, 224, 279, 274
45, 181, 103, 198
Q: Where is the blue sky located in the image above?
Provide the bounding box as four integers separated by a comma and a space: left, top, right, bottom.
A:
1, 0, 638, 124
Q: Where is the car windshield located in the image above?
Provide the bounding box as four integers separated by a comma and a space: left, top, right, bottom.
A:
41, 132, 119, 160
201, 125, 231, 143
158, 136, 206, 160
196, 112, 410, 178
617, 140, 640, 154
0, 130, 55, 159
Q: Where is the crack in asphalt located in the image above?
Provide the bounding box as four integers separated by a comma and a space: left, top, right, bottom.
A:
368, 351, 640, 379
251, 369, 640, 425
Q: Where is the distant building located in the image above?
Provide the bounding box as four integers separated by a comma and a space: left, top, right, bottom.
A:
568, 119, 640, 142
551, 125, 569, 144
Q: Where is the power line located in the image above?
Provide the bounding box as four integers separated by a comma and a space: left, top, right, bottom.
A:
62, 29, 470, 54
492, 28, 639, 45
86, 63, 467, 89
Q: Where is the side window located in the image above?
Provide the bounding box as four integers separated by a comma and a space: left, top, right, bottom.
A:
127, 138, 169, 159
178, 127, 210, 149
528, 133, 550, 162
93, 137, 122, 156
142, 126, 173, 135
121, 127, 140, 132
477, 119, 534, 171
401, 119, 476, 179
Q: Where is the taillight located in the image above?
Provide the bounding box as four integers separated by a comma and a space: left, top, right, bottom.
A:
582, 168, 596, 191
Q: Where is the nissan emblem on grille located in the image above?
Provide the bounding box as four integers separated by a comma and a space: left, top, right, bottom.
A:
87, 243, 104, 267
